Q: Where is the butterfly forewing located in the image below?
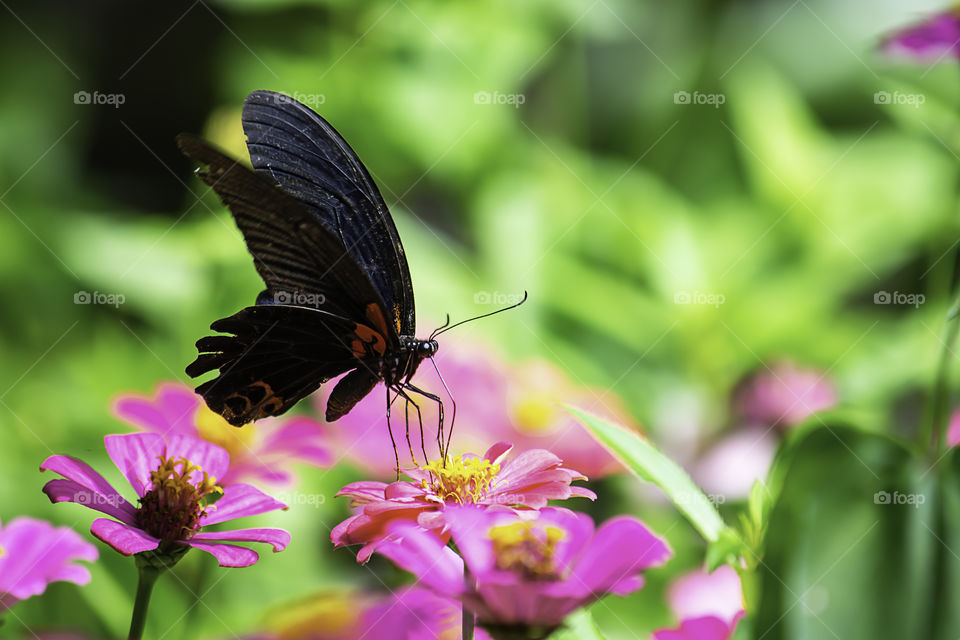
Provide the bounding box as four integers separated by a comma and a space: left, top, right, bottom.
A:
242, 90, 415, 338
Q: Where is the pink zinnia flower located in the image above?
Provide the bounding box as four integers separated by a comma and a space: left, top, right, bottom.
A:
0, 517, 98, 612
247, 586, 491, 640
733, 362, 836, 429
332, 442, 595, 562
317, 342, 626, 478
378, 506, 671, 638
41, 433, 289, 568
653, 565, 744, 640
113, 382, 333, 486
881, 10, 960, 60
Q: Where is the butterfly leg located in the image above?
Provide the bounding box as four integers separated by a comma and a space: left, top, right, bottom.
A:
403, 382, 448, 463
385, 386, 400, 479
396, 386, 429, 466
402, 392, 418, 466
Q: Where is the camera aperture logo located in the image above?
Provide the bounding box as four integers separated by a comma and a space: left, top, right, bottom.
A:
74, 90, 125, 108
674, 290, 725, 308
874, 290, 924, 308
873, 90, 925, 108
474, 90, 525, 108
674, 90, 725, 108
873, 490, 925, 508
74, 291, 125, 308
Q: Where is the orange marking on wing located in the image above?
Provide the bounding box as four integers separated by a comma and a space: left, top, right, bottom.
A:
352, 324, 387, 358
365, 303, 390, 337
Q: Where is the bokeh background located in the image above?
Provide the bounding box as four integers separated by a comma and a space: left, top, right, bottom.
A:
1, 0, 959, 637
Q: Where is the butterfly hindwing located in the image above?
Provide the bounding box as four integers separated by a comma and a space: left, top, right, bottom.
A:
186, 305, 386, 426
242, 90, 415, 338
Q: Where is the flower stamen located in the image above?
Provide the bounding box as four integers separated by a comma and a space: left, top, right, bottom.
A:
420, 455, 500, 504
135, 454, 223, 544
488, 522, 564, 580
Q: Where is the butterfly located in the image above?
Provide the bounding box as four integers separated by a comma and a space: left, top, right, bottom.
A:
179, 90, 461, 465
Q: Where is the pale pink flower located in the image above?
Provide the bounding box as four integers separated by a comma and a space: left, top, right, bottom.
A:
734, 362, 836, 429
653, 565, 744, 640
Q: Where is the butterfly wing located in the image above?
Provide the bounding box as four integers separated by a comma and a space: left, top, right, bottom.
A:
241, 90, 415, 338
179, 135, 394, 423
186, 306, 382, 426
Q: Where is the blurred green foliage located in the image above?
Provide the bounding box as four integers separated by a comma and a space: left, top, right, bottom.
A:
2, 0, 960, 638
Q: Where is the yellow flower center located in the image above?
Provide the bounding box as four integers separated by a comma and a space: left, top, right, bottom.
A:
489, 521, 564, 580
136, 455, 222, 544
513, 394, 559, 434
194, 405, 255, 460
267, 591, 361, 639
420, 455, 500, 503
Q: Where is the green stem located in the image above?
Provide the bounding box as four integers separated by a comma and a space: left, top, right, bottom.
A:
462, 566, 475, 640
128, 563, 161, 640
927, 300, 960, 457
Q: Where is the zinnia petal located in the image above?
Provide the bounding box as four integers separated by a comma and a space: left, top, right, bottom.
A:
40, 454, 135, 520
104, 433, 165, 497
90, 518, 160, 556
112, 383, 201, 438
379, 522, 466, 595
199, 483, 287, 526
164, 433, 230, 482
41, 478, 137, 524
186, 541, 260, 567
191, 528, 290, 552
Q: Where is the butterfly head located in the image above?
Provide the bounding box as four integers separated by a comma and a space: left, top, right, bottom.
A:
419, 339, 439, 358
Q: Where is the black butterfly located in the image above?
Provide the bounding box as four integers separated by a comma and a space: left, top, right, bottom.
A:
179, 90, 459, 463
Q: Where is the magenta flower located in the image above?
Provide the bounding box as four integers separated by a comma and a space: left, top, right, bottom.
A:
653, 565, 744, 640
40, 432, 289, 568
332, 442, 595, 562
113, 382, 333, 486
377, 506, 671, 638
881, 10, 960, 60
0, 517, 98, 612
733, 362, 836, 429
316, 341, 625, 478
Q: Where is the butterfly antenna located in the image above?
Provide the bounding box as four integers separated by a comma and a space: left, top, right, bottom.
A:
428, 314, 451, 341
432, 291, 528, 338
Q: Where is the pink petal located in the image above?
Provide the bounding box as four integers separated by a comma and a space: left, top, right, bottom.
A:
258, 416, 335, 468
0, 518, 98, 599
164, 433, 230, 482
104, 433, 165, 497
90, 519, 160, 556
39, 455, 135, 518
561, 516, 671, 596
668, 565, 743, 625
336, 481, 389, 503
186, 541, 260, 567
42, 478, 137, 524
483, 442, 513, 464
199, 483, 287, 526
653, 615, 738, 640
379, 522, 466, 595
190, 528, 290, 552
112, 383, 201, 438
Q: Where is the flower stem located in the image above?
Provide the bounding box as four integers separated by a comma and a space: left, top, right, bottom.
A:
463, 565, 475, 640
128, 563, 161, 640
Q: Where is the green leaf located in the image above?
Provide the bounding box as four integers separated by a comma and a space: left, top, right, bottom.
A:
568, 406, 727, 543
551, 609, 607, 640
